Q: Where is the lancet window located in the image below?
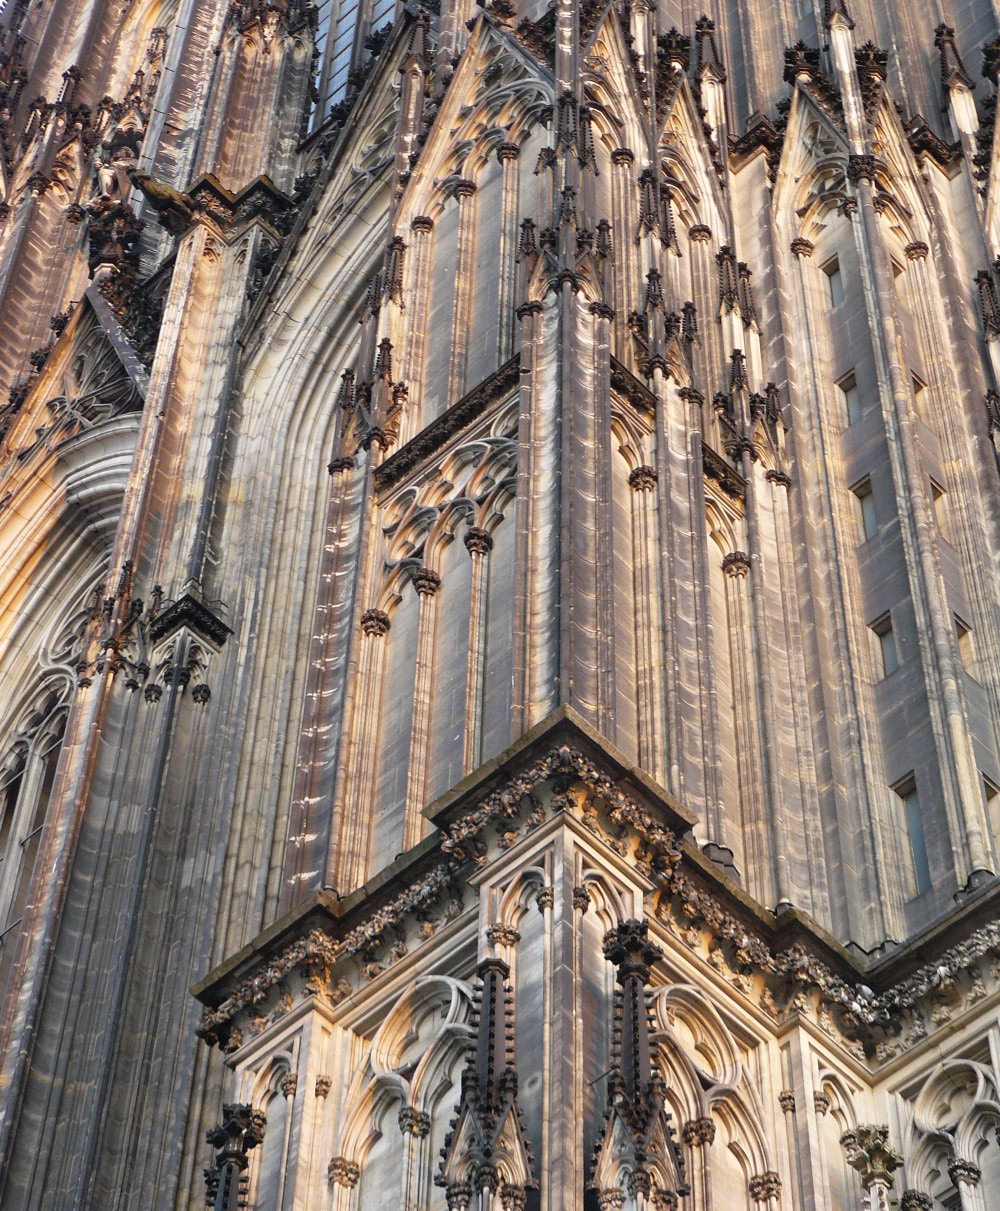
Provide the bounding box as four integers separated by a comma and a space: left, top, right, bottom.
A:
0, 689, 68, 994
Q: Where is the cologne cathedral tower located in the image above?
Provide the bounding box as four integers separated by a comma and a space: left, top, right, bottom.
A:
4, 0, 1000, 1205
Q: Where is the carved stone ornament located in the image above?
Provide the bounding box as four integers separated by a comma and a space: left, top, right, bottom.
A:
682, 1117, 716, 1147
778, 1090, 796, 1113
437, 958, 536, 1203
203, 1103, 266, 1211
790, 237, 814, 257
314, 1075, 332, 1098
947, 1159, 981, 1186
279, 1072, 298, 1098
398, 1105, 431, 1137
591, 920, 689, 1202
841, 1125, 902, 1189
748, 1171, 782, 1201
899, 1193, 932, 1211
328, 1156, 360, 1187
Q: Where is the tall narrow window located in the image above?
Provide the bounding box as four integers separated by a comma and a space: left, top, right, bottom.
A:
983, 776, 1000, 863
0, 708, 65, 993
955, 615, 975, 675
895, 778, 931, 896
850, 477, 877, 541
822, 257, 844, 306
837, 373, 861, 426
870, 613, 898, 677
930, 479, 947, 533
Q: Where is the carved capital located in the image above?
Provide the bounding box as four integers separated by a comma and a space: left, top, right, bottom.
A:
464, 526, 494, 555
536, 886, 554, 910
749, 1172, 782, 1201
413, 567, 441, 596
790, 237, 814, 257
398, 1105, 431, 1137
411, 214, 434, 232
904, 240, 929, 261
455, 178, 477, 199
899, 1193, 932, 1211
778, 1090, 796, 1113
279, 1072, 298, 1098
847, 153, 878, 183
486, 923, 521, 946
446, 1183, 473, 1210
628, 465, 658, 492
361, 608, 390, 636
682, 1116, 716, 1147
572, 885, 591, 912
813, 1092, 831, 1114
841, 1125, 902, 1189
948, 1159, 981, 1187
314, 1075, 332, 1098
766, 469, 791, 488
328, 1157, 360, 1187
597, 1193, 624, 1210
497, 142, 521, 162
611, 147, 634, 165
722, 550, 750, 578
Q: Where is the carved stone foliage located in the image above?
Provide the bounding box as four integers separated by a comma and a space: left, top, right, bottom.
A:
3, 309, 142, 468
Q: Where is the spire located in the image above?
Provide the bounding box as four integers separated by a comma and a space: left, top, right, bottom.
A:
591, 920, 688, 1206
823, 0, 854, 31
934, 24, 974, 90
203, 1104, 267, 1211
438, 959, 535, 1209
694, 15, 726, 84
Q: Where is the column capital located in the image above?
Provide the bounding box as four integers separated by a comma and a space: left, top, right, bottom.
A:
778, 1090, 796, 1113
947, 1159, 981, 1187
497, 141, 521, 162
790, 237, 814, 257
722, 550, 750, 578
841, 1125, 902, 1189
464, 526, 494, 555
413, 567, 442, 596
411, 214, 434, 232
682, 1116, 716, 1147
628, 465, 658, 492
689, 223, 712, 242
328, 1157, 360, 1187
749, 1171, 782, 1201
361, 607, 390, 636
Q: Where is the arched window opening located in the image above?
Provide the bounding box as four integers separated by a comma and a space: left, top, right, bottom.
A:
0, 693, 68, 995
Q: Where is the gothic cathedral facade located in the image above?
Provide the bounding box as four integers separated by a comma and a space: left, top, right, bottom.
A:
2, 0, 1000, 1207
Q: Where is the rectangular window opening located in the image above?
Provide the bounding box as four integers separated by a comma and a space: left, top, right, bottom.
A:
837, 372, 861, 426
870, 612, 898, 678
955, 615, 975, 675
851, 476, 877, 542
894, 777, 931, 896
822, 257, 844, 307
930, 478, 946, 531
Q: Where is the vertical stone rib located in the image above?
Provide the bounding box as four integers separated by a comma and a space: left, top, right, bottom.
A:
447, 181, 477, 406
462, 528, 492, 774
338, 609, 389, 888
497, 143, 521, 363
722, 551, 768, 897
403, 215, 434, 443
629, 465, 662, 779
403, 569, 441, 846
